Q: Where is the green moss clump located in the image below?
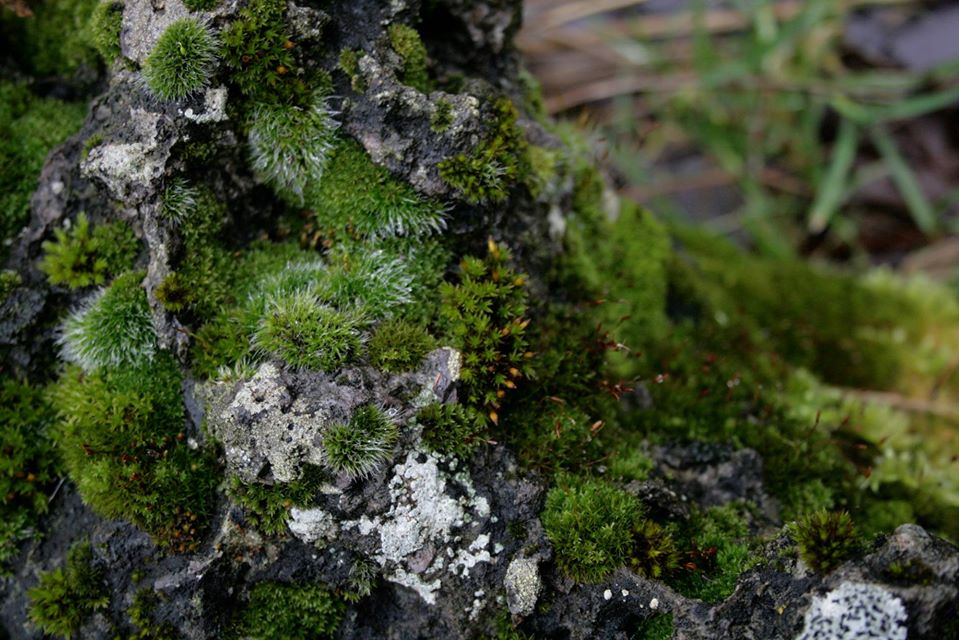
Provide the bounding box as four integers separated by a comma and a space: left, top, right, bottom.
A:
0, 81, 86, 251
0, 0, 99, 76
417, 402, 486, 459
143, 18, 219, 100
322, 405, 398, 480
541, 475, 643, 582
630, 520, 681, 580
439, 240, 532, 421
338, 48, 366, 92
27, 542, 109, 639
160, 178, 199, 225
438, 98, 530, 204
183, 0, 219, 10
254, 291, 361, 371
388, 24, 431, 92
633, 614, 674, 640
60, 271, 157, 372
792, 510, 858, 574
228, 465, 324, 536
127, 588, 178, 640
89, 0, 124, 63
0, 379, 58, 568
53, 352, 220, 552
431, 98, 454, 133
344, 558, 377, 603
314, 246, 414, 319
305, 139, 446, 241
248, 91, 338, 202
40, 214, 139, 289
367, 319, 434, 372
234, 582, 345, 640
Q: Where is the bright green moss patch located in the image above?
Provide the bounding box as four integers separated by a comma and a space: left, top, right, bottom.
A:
305, 138, 446, 241
89, 0, 123, 62
53, 352, 220, 552
417, 402, 486, 459
0, 81, 86, 250
254, 291, 362, 371
388, 24, 431, 92
322, 405, 398, 480
234, 582, 345, 640
367, 319, 434, 372
438, 98, 530, 204
60, 271, 156, 371
338, 48, 367, 92
27, 542, 109, 639
791, 510, 858, 574
439, 241, 532, 420
0, 379, 58, 568
144, 18, 219, 99
0, 0, 99, 75
40, 214, 139, 289
542, 475, 643, 582
228, 465, 324, 536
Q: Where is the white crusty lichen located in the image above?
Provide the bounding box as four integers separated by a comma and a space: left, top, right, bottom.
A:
796, 582, 907, 640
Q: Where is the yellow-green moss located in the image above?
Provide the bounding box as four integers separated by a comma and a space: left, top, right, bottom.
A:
234, 582, 345, 640
388, 24, 431, 92
27, 542, 109, 639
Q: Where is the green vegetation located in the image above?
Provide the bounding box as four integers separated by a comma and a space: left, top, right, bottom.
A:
183, 0, 219, 10
143, 18, 219, 100
59, 271, 157, 372
438, 99, 530, 204
0, 0, 99, 75
338, 48, 366, 92
439, 240, 532, 421
367, 319, 434, 372
160, 178, 199, 226
228, 465, 324, 536
27, 542, 109, 639
417, 402, 486, 459
53, 352, 219, 551
791, 510, 858, 574
314, 246, 414, 319
541, 475, 642, 582
388, 24, 430, 92
322, 405, 398, 480
253, 291, 362, 371
89, 0, 123, 63
234, 582, 345, 640
634, 614, 674, 640
630, 520, 680, 580
40, 214, 139, 289
0, 379, 58, 568
248, 91, 338, 202
431, 98, 454, 133
0, 81, 86, 251
127, 588, 178, 640
344, 558, 377, 603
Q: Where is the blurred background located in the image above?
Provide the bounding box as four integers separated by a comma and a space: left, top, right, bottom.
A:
519, 0, 959, 276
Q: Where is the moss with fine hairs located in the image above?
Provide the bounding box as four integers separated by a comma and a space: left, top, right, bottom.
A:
53, 352, 220, 552
89, 0, 124, 62
388, 24, 431, 92
27, 542, 109, 639
143, 18, 219, 100
367, 319, 434, 372
438, 98, 531, 204
0, 81, 86, 252
254, 291, 362, 371
59, 271, 157, 372
791, 510, 859, 574
314, 246, 415, 320
0, 379, 59, 569
541, 474, 643, 582
322, 405, 398, 480
40, 214, 140, 289
417, 402, 486, 459
228, 465, 325, 536
234, 582, 345, 640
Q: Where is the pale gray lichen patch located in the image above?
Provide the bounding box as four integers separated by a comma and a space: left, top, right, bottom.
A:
504, 557, 541, 617
182, 86, 229, 123
797, 582, 907, 640
288, 507, 340, 544
81, 108, 170, 203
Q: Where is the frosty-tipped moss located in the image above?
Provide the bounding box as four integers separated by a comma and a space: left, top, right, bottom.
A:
143, 18, 219, 99
322, 405, 398, 480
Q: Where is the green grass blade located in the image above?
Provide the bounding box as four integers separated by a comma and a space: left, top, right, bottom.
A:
808, 117, 858, 233
871, 126, 937, 234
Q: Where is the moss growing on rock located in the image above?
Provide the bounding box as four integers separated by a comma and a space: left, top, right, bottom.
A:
228, 465, 324, 536
27, 542, 109, 639
388, 24, 431, 92
322, 405, 398, 480
417, 402, 486, 459
89, 0, 123, 63
234, 582, 345, 640
220, 0, 302, 103
40, 214, 139, 289
792, 510, 859, 574
143, 18, 219, 100
367, 319, 434, 372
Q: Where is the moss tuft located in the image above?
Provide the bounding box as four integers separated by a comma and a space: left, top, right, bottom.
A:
89, 0, 123, 63
322, 405, 398, 480
338, 48, 366, 92
388, 24, 431, 92
254, 291, 362, 371
53, 352, 220, 551
630, 519, 681, 580
431, 98, 454, 133
234, 582, 345, 640
792, 510, 858, 574
183, 0, 219, 10
541, 475, 642, 582
633, 614, 674, 640
417, 402, 486, 459
27, 542, 109, 639
160, 177, 199, 225
367, 318, 434, 372
59, 271, 156, 372
40, 213, 139, 289
228, 465, 325, 536
127, 588, 178, 640
143, 18, 219, 100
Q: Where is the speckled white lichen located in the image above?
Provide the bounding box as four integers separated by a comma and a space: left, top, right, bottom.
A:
182, 86, 229, 123
504, 557, 541, 617
797, 582, 907, 640
288, 507, 340, 544
81, 108, 170, 202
